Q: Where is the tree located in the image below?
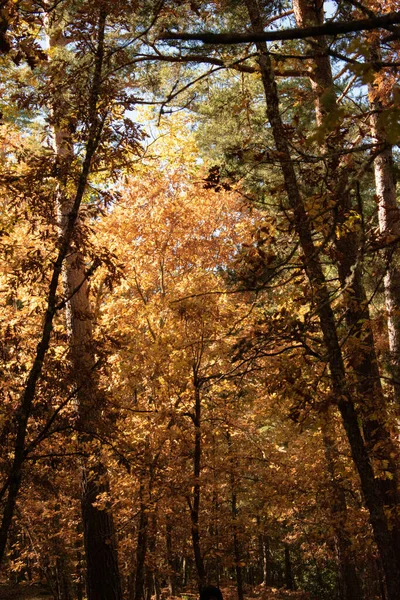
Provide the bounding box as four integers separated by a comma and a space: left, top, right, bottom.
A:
0, 2, 143, 596
95, 147, 256, 591
160, 0, 400, 594
1, 1, 400, 597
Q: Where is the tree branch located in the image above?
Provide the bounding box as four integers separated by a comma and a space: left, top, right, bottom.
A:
161, 12, 400, 45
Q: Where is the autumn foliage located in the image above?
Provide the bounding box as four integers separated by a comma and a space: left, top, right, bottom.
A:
1, 2, 400, 600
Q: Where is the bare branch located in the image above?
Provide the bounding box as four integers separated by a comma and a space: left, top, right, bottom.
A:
161, 12, 400, 45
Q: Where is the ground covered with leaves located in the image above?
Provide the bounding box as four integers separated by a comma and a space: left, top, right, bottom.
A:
0, 585, 309, 600
0, 584, 52, 599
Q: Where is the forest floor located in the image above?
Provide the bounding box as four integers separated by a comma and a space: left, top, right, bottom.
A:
0, 583, 53, 599
0, 584, 310, 600
220, 585, 309, 600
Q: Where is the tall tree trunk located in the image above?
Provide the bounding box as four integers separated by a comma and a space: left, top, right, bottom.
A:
144, 514, 157, 600
188, 383, 206, 590
293, 0, 400, 563
284, 545, 293, 591
134, 483, 149, 600
244, 1, 400, 597
75, 544, 84, 600
260, 533, 272, 586
227, 431, 244, 600
182, 556, 188, 588
82, 464, 122, 600
369, 42, 400, 404
47, 12, 122, 600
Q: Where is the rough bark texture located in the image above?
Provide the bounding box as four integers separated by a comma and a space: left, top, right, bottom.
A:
58, 190, 122, 600
369, 44, 400, 404
82, 466, 122, 600
244, 1, 400, 597
292, 0, 331, 124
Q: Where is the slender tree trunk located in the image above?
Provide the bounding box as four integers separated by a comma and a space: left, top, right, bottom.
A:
232, 500, 244, 600
227, 431, 244, 600
166, 517, 177, 596
244, 1, 400, 597
261, 534, 272, 586
52, 504, 72, 600
144, 514, 157, 600
188, 383, 206, 590
369, 43, 400, 404
134, 483, 149, 600
182, 556, 188, 588
75, 545, 84, 600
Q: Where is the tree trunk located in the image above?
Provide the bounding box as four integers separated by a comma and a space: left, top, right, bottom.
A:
293, 0, 400, 563
134, 484, 149, 600
244, 1, 400, 597
189, 384, 207, 590
144, 514, 157, 600
75, 546, 84, 600
166, 517, 177, 596
293, 0, 400, 568
227, 431, 244, 600
321, 416, 362, 600
284, 545, 293, 591
369, 42, 400, 404
82, 465, 122, 600
48, 12, 123, 600
182, 556, 188, 588
261, 534, 272, 586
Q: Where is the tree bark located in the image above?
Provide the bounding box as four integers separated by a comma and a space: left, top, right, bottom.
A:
144, 514, 157, 600
244, 1, 400, 597
227, 431, 244, 600
369, 42, 400, 404
284, 545, 294, 591
48, 11, 123, 600
260, 534, 272, 586
188, 383, 206, 590
82, 465, 122, 600
133, 480, 150, 600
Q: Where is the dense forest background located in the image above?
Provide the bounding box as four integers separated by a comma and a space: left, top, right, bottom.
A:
1, 1, 400, 599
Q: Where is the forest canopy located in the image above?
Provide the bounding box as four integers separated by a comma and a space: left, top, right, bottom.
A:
1, 1, 400, 600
